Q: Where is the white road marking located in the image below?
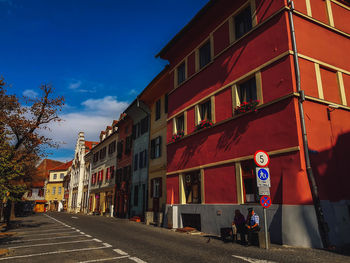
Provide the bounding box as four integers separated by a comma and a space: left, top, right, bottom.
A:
15, 228, 70, 234
232, 255, 277, 263
113, 249, 128, 256
2, 234, 83, 244
102, 243, 112, 247
44, 214, 68, 226
72, 216, 79, 219
85, 234, 92, 238
129, 257, 147, 263
78, 256, 129, 263
16, 230, 75, 236
0, 246, 110, 261
6, 239, 95, 249
93, 238, 102, 242
80, 232, 85, 234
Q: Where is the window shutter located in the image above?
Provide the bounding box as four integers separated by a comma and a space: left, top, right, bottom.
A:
144, 149, 147, 167
150, 179, 154, 198
151, 139, 155, 159
132, 125, 136, 140
159, 136, 162, 157
159, 178, 162, 197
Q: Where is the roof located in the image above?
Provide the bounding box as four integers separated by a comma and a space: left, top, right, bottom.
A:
85, 141, 98, 151
50, 160, 73, 172
156, 0, 215, 58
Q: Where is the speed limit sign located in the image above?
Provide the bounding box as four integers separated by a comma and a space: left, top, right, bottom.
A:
254, 150, 270, 167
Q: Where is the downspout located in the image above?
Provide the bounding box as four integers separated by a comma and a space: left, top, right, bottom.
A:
287, 1, 330, 248
137, 96, 150, 214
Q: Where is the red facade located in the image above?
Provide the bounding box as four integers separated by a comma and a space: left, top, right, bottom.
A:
159, 0, 350, 247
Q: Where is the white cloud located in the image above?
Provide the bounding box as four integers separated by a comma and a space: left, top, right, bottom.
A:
43, 96, 129, 150
68, 80, 82, 90
23, 89, 38, 98
81, 96, 129, 117
128, 89, 138, 96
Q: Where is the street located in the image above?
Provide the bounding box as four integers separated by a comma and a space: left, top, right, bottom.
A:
0, 212, 349, 263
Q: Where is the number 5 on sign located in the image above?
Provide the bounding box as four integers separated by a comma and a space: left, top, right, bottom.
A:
254, 150, 270, 167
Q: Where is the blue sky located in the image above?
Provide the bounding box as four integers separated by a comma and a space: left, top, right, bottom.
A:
0, 0, 208, 162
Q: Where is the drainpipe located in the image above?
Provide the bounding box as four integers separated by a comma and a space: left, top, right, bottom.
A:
137, 96, 150, 214
287, 1, 330, 248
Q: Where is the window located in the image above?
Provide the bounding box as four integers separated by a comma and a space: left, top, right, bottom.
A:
165, 93, 168, 114
123, 167, 128, 182
238, 76, 257, 103
38, 189, 44, 197
139, 151, 144, 169
184, 172, 201, 204
28, 190, 32, 197
199, 40, 211, 69
177, 62, 186, 85
60, 173, 64, 179
53, 174, 57, 180
241, 160, 258, 203
58, 187, 62, 195
175, 115, 185, 133
151, 136, 162, 159
134, 153, 138, 171
98, 170, 104, 183
235, 6, 252, 39
155, 99, 161, 120
117, 141, 123, 159
93, 152, 99, 163
52, 187, 56, 195
140, 116, 149, 134
108, 141, 116, 155
100, 147, 106, 159
151, 178, 162, 198
134, 185, 139, 206
199, 100, 212, 121
125, 136, 132, 154
143, 149, 147, 168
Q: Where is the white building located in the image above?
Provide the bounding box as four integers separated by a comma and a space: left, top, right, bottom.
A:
68, 132, 97, 213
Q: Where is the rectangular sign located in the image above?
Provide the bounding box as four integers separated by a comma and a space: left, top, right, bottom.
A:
256, 167, 271, 187
258, 186, 270, 196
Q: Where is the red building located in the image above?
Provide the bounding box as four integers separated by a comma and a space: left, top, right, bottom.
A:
158, 0, 350, 247
114, 113, 133, 218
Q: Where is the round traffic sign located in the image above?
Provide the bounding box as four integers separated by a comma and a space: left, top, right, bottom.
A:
254, 150, 270, 167
260, 195, 271, 208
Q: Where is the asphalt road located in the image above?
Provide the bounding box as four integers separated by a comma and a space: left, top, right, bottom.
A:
0, 212, 348, 263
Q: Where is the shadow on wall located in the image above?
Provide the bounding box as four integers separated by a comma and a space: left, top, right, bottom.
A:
310, 131, 350, 246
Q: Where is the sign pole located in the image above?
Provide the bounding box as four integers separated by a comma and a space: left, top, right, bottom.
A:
263, 207, 269, 250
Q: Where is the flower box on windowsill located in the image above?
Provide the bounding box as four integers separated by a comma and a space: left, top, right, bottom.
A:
195, 119, 213, 131
172, 131, 184, 142
234, 100, 259, 114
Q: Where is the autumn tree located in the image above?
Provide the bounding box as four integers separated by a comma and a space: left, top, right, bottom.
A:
0, 77, 64, 203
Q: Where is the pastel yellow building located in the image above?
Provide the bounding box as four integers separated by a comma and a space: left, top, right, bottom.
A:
45, 161, 72, 211
139, 67, 170, 224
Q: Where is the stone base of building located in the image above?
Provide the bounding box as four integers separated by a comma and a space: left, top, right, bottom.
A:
165, 204, 326, 248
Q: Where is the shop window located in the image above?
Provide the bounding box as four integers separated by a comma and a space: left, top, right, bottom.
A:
199, 40, 211, 69
234, 5, 252, 39
151, 178, 162, 198
177, 62, 186, 85
184, 172, 201, 204
241, 160, 258, 203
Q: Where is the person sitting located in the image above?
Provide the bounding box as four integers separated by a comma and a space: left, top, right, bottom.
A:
245, 208, 260, 246
231, 209, 245, 243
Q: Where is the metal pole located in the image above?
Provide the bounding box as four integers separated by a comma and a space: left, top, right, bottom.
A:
264, 208, 269, 249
